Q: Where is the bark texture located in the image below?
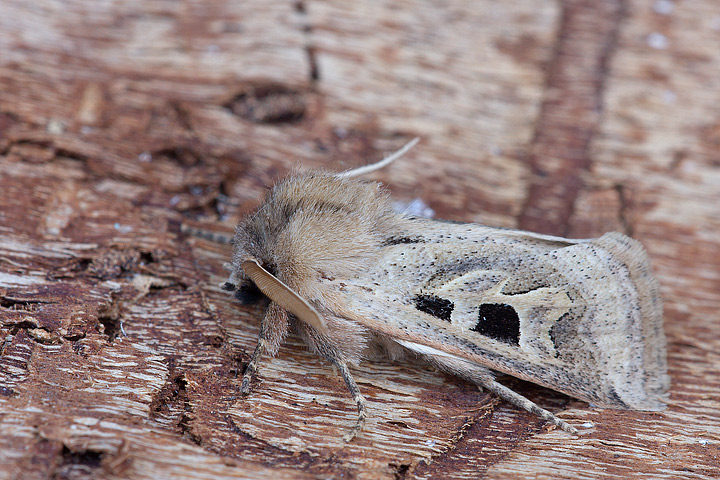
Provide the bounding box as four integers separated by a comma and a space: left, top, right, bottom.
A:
1, 1, 718, 479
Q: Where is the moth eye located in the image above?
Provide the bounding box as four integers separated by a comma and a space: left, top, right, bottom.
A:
234, 282, 265, 305
262, 263, 278, 277
473, 303, 520, 346
413, 294, 454, 322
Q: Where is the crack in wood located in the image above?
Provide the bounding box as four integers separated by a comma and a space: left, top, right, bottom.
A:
519, 0, 626, 236
614, 183, 633, 237
0, 296, 52, 311
96, 295, 123, 343
294, 0, 320, 83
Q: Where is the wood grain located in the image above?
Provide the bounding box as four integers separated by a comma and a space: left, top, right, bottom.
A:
1, 0, 718, 479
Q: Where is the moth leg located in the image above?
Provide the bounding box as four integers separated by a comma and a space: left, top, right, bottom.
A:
480, 377, 578, 435
294, 321, 368, 441
240, 339, 265, 395
240, 302, 289, 395
330, 357, 367, 442
425, 354, 578, 435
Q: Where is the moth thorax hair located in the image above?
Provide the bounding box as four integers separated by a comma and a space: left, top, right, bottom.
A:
231, 171, 402, 301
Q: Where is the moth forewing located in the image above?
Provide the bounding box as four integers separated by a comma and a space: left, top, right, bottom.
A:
330, 219, 668, 412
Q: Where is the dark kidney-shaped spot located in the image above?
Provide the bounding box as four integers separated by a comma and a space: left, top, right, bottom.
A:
413, 294, 454, 322
473, 303, 520, 345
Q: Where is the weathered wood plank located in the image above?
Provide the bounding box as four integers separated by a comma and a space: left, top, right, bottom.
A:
1, 0, 719, 479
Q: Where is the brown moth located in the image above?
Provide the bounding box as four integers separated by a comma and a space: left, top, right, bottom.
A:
220, 139, 669, 440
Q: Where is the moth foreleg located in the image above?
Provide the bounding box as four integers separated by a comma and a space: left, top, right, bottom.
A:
240, 302, 289, 395
331, 356, 367, 442
240, 338, 266, 395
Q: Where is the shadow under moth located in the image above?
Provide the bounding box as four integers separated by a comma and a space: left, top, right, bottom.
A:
218, 139, 669, 440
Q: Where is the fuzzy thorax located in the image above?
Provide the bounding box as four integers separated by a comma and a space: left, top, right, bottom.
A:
229, 171, 401, 361
233, 171, 400, 300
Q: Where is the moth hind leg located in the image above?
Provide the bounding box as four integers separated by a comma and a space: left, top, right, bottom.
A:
425, 355, 578, 435
333, 358, 368, 442
481, 378, 578, 435
295, 322, 367, 441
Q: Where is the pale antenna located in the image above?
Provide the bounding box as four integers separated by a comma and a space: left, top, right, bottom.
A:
336, 137, 420, 178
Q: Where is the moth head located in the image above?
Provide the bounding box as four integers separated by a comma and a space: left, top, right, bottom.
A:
222, 241, 327, 333
220, 277, 265, 305
238, 257, 328, 334
225, 138, 420, 335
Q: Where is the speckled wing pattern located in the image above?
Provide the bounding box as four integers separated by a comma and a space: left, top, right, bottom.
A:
332, 217, 669, 411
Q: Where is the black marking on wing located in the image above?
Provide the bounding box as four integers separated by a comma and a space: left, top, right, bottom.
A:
413, 294, 454, 322
473, 303, 520, 345
381, 236, 425, 246
549, 312, 568, 357
425, 259, 495, 285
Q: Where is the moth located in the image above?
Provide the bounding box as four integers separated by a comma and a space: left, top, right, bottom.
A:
219, 138, 669, 440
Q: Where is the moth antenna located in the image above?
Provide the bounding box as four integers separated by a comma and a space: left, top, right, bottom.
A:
336, 137, 420, 178
241, 258, 329, 334
242, 138, 419, 227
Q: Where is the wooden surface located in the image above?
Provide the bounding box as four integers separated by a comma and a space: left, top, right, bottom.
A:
1, 0, 718, 478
